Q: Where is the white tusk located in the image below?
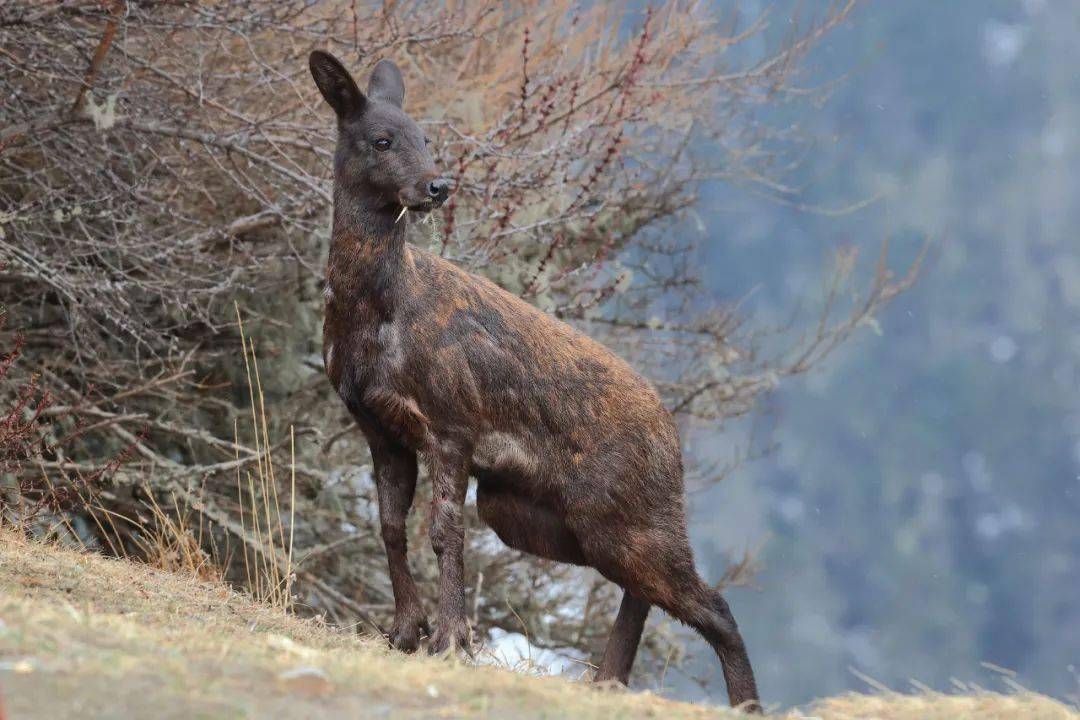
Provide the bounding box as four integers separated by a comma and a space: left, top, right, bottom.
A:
395, 205, 408, 224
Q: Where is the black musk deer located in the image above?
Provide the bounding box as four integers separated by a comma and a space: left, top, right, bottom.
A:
309, 50, 761, 712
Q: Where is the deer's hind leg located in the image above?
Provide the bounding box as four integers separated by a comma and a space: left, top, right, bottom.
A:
594, 591, 650, 684
576, 520, 761, 712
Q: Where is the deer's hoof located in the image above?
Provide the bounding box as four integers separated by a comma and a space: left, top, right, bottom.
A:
427, 616, 472, 657
387, 614, 430, 653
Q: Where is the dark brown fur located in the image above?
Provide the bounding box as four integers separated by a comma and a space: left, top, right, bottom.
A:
309, 50, 761, 712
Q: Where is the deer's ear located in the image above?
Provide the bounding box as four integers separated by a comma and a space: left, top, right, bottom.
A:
309, 51, 366, 118
367, 59, 405, 109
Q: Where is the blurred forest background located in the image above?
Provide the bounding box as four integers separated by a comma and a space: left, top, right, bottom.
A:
0, 0, 1076, 711
677, 0, 1080, 708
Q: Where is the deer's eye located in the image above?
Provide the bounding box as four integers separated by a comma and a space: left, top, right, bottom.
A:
373, 138, 392, 151
424, 137, 431, 146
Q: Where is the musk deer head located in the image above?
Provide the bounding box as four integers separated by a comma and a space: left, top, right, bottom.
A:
309, 51, 449, 215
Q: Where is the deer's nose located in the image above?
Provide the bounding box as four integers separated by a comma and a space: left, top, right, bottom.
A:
428, 178, 449, 203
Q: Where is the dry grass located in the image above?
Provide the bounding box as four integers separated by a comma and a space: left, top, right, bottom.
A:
803, 691, 1076, 720
0, 532, 1074, 719
130, 487, 222, 583
234, 304, 297, 612
0, 531, 738, 719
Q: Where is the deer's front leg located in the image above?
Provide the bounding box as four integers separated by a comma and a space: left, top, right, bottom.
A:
370, 437, 428, 652
426, 450, 472, 655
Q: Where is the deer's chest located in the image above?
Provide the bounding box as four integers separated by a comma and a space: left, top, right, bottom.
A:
324, 305, 428, 447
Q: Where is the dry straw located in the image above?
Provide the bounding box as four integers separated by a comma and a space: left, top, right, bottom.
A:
234, 302, 297, 611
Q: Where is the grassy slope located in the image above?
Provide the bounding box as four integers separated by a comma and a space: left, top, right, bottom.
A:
0, 534, 1074, 720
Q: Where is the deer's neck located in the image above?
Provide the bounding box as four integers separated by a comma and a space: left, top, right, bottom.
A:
326, 188, 409, 317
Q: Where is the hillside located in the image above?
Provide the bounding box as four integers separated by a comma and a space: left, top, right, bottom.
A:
0, 534, 1073, 719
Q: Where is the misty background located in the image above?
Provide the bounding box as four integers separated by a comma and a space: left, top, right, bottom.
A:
671, 0, 1078, 708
